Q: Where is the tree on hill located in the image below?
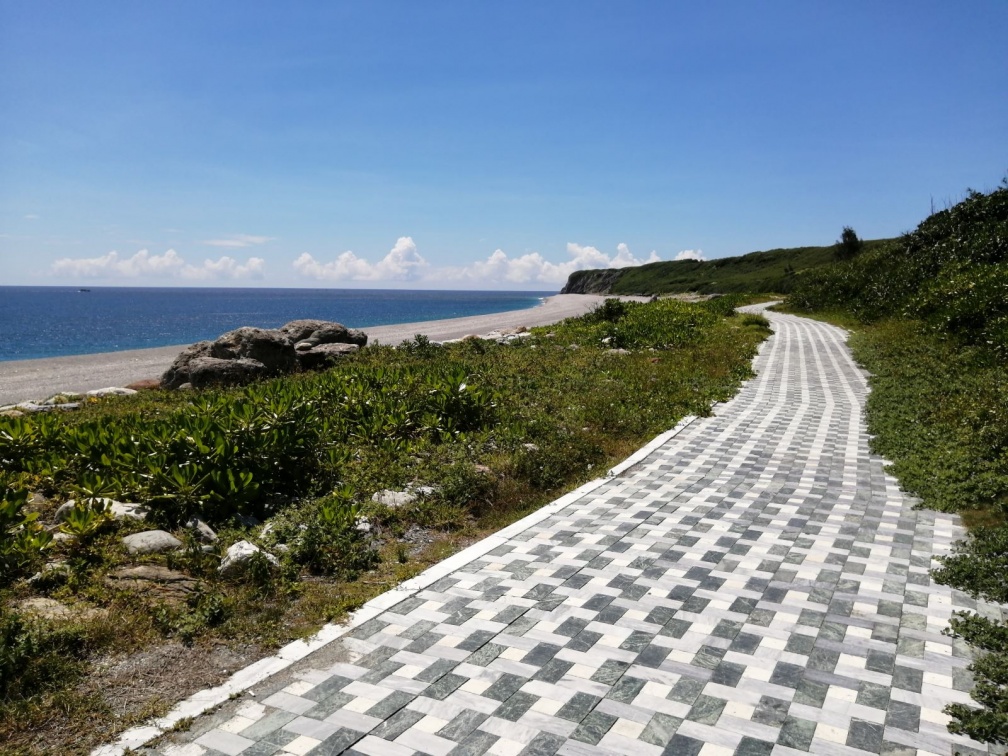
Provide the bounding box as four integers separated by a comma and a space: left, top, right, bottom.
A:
835, 226, 863, 260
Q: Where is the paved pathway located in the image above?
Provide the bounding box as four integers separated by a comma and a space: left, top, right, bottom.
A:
116, 308, 1000, 756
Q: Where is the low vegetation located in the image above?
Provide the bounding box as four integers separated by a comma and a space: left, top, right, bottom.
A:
788, 180, 1008, 744
0, 296, 770, 754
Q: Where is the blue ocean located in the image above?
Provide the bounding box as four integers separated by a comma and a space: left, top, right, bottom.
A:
0, 287, 554, 362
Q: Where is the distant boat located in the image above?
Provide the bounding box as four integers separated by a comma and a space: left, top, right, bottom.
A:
78, 288, 91, 292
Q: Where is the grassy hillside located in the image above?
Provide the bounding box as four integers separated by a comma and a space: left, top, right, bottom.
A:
562, 239, 894, 296
787, 181, 1008, 744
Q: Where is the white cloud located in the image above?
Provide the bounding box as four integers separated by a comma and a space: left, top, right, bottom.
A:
674, 249, 706, 261
181, 256, 266, 280
294, 236, 428, 282
51, 249, 266, 280
203, 234, 274, 248
441, 242, 661, 285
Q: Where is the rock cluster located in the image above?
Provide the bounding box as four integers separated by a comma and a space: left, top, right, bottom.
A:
161, 319, 367, 390
0, 387, 137, 415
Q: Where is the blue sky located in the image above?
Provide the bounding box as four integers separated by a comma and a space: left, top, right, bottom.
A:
1, 2, 1005, 289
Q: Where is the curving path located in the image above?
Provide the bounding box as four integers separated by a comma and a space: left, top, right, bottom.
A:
105, 307, 998, 756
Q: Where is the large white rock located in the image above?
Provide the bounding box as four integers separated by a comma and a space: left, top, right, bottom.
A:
122, 530, 182, 554
218, 540, 279, 576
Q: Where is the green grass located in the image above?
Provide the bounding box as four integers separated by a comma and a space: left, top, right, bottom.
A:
561, 239, 894, 296
0, 298, 771, 754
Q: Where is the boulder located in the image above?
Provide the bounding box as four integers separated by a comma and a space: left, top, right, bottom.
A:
161, 319, 368, 390
278, 319, 367, 348
122, 529, 183, 554
219, 540, 279, 576
186, 356, 270, 389
295, 342, 360, 370
209, 327, 297, 373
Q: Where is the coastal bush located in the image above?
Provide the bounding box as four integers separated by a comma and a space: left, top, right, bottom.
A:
789, 181, 1008, 347
1, 487, 51, 585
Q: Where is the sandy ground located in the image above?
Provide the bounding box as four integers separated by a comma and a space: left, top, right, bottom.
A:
0, 294, 631, 405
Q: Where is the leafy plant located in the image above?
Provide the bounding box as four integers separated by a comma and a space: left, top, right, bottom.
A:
1, 488, 51, 584
59, 497, 111, 540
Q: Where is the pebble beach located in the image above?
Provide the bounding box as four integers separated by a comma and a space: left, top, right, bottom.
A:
0, 294, 625, 406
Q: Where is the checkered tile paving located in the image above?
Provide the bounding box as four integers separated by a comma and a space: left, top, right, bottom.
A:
140, 309, 1005, 756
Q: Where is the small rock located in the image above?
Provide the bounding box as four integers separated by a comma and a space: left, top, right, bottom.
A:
52, 532, 75, 543
41, 392, 82, 405
86, 387, 138, 397
522, 443, 540, 452
219, 540, 279, 576
18, 597, 73, 619
17, 597, 101, 621
473, 464, 493, 475
355, 516, 372, 533
125, 378, 162, 391
407, 484, 436, 496
0, 409, 24, 417
122, 530, 183, 555
105, 565, 197, 601
110, 501, 149, 521
185, 517, 218, 543
607, 348, 630, 355
16, 402, 51, 413
56, 498, 147, 523
371, 489, 417, 508
235, 513, 261, 528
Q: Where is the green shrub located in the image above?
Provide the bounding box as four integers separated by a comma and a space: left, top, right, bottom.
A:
1, 488, 51, 585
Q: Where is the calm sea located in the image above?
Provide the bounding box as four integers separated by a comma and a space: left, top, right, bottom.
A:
0, 287, 554, 362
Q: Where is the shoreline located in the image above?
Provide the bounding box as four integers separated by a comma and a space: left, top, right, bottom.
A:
0, 294, 631, 405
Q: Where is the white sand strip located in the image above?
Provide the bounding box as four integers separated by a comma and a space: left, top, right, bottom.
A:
0, 294, 632, 405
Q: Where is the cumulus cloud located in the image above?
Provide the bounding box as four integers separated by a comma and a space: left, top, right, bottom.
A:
674, 249, 706, 261
50, 249, 266, 280
181, 256, 266, 280
293, 236, 428, 282
202, 234, 274, 248
442, 242, 661, 285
